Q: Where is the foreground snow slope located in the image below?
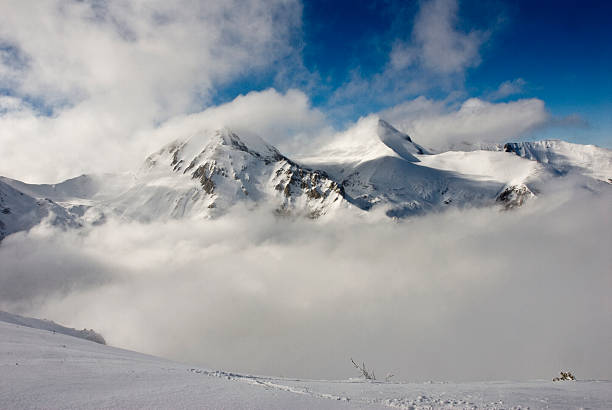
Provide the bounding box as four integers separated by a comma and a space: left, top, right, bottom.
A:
0, 320, 367, 410
2, 320, 611, 409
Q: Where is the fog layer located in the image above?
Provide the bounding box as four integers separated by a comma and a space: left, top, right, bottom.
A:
1, 185, 610, 381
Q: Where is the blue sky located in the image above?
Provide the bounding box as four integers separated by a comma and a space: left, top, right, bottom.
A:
221, 0, 611, 146
302, 0, 611, 146
462, 0, 612, 145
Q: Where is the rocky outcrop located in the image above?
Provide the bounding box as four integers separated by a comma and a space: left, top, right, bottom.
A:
496, 184, 535, 210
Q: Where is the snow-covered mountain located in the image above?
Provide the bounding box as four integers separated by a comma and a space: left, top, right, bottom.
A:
0, 178, 81, 240
1, 119, 610, 239
299, 117, 527, 216
107, 128, 346, 221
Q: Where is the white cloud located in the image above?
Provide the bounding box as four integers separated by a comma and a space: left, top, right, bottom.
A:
0, 96, 26, 113
488, 78, 527, 100
381, 97, 550, 150
1, 182, 610, 382
329, 0, 489, 115
0, 0, 300, 108
0, 0, 302, 183
402, 0, 486, 74
0, 88, 328, 183
144, 88, 332, 158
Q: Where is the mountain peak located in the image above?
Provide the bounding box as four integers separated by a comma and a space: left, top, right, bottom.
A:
144, 128, 285, 173
211, 128, 282, 159
376, 118, 411, 142
129, 127, 347, 219
303, 116, 427, 165
375, 117, 428, 159
187, 128, 283, 162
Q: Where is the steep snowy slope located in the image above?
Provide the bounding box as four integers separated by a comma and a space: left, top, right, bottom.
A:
104, 128, 347, 221
306, 116, 427, 164
300, 117, 506, 216
2, 317, 611, 409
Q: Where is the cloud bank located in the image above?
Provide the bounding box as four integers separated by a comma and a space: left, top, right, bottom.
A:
380, 97, 550, 150
0, 0, 302, 183
143, 89, 332, 158
1, 181, 610, 382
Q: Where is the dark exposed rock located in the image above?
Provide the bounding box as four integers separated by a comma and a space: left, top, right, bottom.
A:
171, 149, 181, 167
307, 189, 322, 199
307, 209, 322, 219
192, 165, 216, 194
200, 176, 215, 194
553, 371, 576, 381
496, 184, 534, 209
184, 156, 200, 174
172, 159, 183, 172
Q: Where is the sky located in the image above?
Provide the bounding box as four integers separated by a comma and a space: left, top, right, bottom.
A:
226, 0, 612, 142
0, 0, 610, 183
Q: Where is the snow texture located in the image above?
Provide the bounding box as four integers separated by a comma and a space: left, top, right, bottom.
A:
2, 318, 611, 409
